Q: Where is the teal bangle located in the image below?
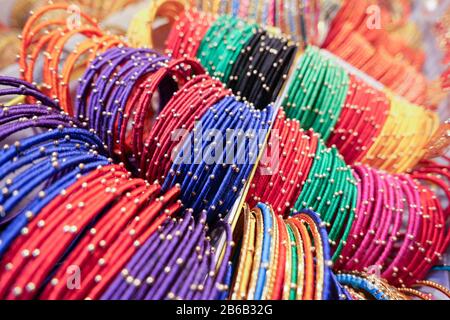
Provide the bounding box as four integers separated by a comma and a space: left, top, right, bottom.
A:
283, 46, 349, 142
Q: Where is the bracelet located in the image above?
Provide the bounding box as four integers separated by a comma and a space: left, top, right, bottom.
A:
127, 0, 187, 48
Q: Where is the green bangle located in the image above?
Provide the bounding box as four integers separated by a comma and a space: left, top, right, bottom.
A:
283, 46, 349, 142
197, 15, 257, 84
293, 140, 357, 261
286, 224, 298, 300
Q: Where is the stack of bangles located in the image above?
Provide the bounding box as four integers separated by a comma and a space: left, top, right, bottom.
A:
230, 204, 352, 300
130, 0, 321, 45
321, 0, 428, 105
0, 77, 233, 300
20, 6, 442, 174
0, 3, 448, 300
161, 9, 440, 173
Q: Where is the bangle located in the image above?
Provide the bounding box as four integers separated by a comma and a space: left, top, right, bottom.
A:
327, 74, 390, 163
142, 74, 230, 182
247, 109, 319, 217
294, 140, 358, 261
413, 280, 450, 299
163, 96, 273, 221
361, 94, 439, 173
127, 0, 187, 48
283, 46, 349, 142
253, 203, 274, 299
165, 9, 216, 59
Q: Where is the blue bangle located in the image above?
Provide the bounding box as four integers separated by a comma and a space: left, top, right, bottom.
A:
164, 96, 273, 222
254, 203, 273, 299
297, 208, 335, 300
336, 274, 389, 300
0, 159, 108, 256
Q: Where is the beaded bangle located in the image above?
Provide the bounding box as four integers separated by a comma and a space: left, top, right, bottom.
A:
197, 15, 258, 84
361, 94, 439, 173
282, 46, 349, 142
163, 96, 273, 221
230, 204, 347, 300
165, 9, 216, 59
293, 140, 357, 261
102, 212, 231, 299
337, 272, 410, 300
247, 109, 319, 217
327, 74, 390, 163
142, 74, 230, 182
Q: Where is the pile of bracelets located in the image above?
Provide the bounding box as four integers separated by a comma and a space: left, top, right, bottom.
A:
166, 10, 298, 109
134, 0, 321, 45
230, 204, 351, 300
162, 9, 440, 173
0, 2, 448, 301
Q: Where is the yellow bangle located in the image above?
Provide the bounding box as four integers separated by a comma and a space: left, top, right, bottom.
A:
362, 92, 439, 173
422, 120, 450, 160
127, 0, 187, 48
230, 205, 255, 300
246, 207, 264, 299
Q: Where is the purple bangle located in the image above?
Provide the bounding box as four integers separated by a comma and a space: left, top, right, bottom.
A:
0, 105, 83, 142
130, 215, 193, 300
200, 220, 233, 300
0, 76, 59, 109
173, 239, 208, 299
143, 211, 205, 299
75, 47, 169, 167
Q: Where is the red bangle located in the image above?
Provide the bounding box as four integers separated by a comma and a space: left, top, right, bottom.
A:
247, 108, 319, 218
165, 8, 215, 59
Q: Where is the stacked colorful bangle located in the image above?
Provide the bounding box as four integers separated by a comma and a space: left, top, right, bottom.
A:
163, 8, 441, 173
246, 109, 319, 217
193, 0, 320, 43
1, 3, 448, 301
141, 74, 231, 182
197, 15, 257, 84
336, 272, 409, 300
74, 47, 169, 159
230, 203, 350, 300
0, 78, 109, 246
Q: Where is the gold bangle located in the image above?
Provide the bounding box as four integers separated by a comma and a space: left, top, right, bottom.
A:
398, 288, 432, 300
230, 205, 255, 300
413, 280, 450, 299
127, 0, 187, 48
246, 207, 264, 299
